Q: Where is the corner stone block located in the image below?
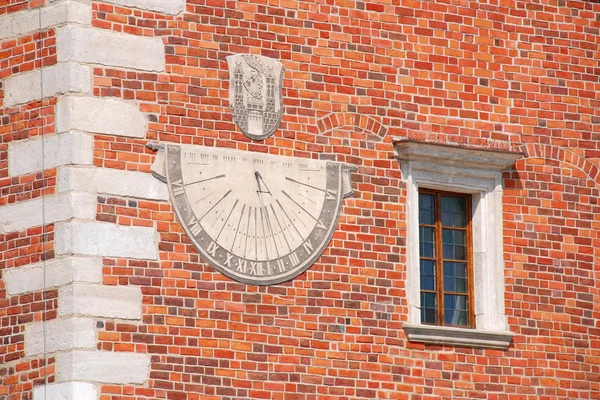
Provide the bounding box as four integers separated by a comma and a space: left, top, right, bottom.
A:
56, 25, 166, 72
56, 96, 147, 138
8, 131, 94, 177
0, 192, 97, 233
55, 220, 159, 260
3, 256, 102, 296
25, 317, 96, 356
4, 63, 92, 108
57, 166, 169, 201
102, 0, 186, 15
0, 1, 92, 41
56, 350, 150, 384
59, 283, 142, 320
33, 382, 97, 400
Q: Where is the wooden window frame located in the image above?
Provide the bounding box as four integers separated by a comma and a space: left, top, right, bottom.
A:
419, 189, 474, 328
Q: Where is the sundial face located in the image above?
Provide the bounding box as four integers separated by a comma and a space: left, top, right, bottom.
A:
155, 144, 353, 285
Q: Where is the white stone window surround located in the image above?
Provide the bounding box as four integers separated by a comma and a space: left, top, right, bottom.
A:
394, 138, 523, 350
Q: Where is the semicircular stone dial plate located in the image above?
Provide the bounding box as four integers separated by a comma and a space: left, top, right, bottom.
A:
165, 144, 352, 285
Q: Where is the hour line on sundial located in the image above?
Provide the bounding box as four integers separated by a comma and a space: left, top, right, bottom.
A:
297, 192, 317, 204
230, 204, 246, 251
216, 199, 239, 241
200, 189, 232, 221
269, 203, 291, 252
285, 176, 325, 192
185, 174, 226, 187
281, 190, 317, 221
276, 199, 305, 233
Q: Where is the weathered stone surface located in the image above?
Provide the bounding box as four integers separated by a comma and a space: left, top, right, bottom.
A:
59, 283, 142, 320
25, 317, 96, 356
102, 0, 186, 15
55, 221, 158, 260
56, 25, 165, 71
56, 350, 150, 384
0, 192, 96, 233
33, 382, 97, 400
3, 256, 102, 296
4, 63, 91, 107
154, 144, 353, 285
227, 54, 285, 140
56, 96, 147, 138
58, 166, 169, 201
0, 1, 91, 41
9, 131, 93, 177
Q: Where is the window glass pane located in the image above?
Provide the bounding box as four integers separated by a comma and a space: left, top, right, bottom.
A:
441, 196, 466, 228
419, 226, 435, 258
421, 292, 437, 324
444, 294, 469, 326
420, 259, 436, 291
442, 229, 466, 260
443, 262, 467, 293
419, 193, 435, 225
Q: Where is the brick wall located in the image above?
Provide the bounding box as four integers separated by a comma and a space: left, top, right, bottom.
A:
0, 0, 599, 399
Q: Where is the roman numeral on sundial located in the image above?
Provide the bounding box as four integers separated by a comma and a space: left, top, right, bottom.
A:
303, 239, 314, 253
172, 179, 185, 196
188, 216, 202, 236
326, 188, 337, 200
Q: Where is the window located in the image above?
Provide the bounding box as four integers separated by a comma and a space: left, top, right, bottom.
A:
419, 190, 473, 328
394, 138, 522, 349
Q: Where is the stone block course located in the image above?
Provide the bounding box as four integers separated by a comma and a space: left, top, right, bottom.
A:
55, 220, 159, 260
57, 166, 169, 200
56, 96, 147, 138
56, 350, 150, 384
25, 317, 96, 356
33, 382, 97, 400
0, 1, 92, 41
0, 192, 96, 233
58, 282, 142, 320
8, 131, 94, 177
56, 25, 166, 72
101, 0, 186, 15
3, 256, 102, 296
3, 62, 92, 108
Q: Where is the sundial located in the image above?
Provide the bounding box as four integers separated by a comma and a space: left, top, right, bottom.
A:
149, 54, 354, 285
151, 144, 354, 285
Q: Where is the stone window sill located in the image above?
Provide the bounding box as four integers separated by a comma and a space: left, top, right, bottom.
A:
403, 323, 514, 350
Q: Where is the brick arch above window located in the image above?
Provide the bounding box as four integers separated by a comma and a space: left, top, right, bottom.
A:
316, 112, 388, 141
518, 143, 600, 188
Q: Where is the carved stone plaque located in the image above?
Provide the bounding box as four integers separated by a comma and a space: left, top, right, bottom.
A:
227, 54, 284, 140
152, 144, 354, 285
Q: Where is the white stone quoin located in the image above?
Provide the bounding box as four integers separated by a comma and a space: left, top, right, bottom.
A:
33, 382, 97, 400
25, 317, 96, 356
55, 220, 159, 260
56, 96, 147, 138
8, 131, 94, 177
59, 283, 142, 320
0, 1, 92, 41
3, 63, 92, 108
0, 192, 96, 233
102, 0, 186, 15
0, 2, 169, 396
56, 351, 150, 384
58, 166, 169, 201
3, 256, 102, 296
56, 25, 166, 72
